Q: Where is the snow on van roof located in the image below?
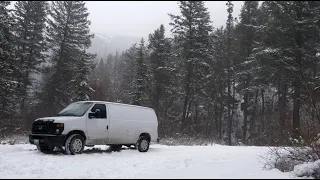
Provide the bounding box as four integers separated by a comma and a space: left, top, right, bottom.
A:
76, 101, 154, 110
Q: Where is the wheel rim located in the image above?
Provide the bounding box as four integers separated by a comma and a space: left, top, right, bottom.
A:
140, 139, 149, 151
72, 139, 83, 153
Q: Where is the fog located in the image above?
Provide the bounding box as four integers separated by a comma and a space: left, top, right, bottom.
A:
7, 1, 244, 56
86, 1, 243, 38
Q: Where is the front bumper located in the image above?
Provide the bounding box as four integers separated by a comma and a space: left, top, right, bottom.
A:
29, 134, 66, 147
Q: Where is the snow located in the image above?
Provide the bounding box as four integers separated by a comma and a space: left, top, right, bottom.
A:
262, 48, 279, 54
293, 160, 320, 178
0, 144, 301, 179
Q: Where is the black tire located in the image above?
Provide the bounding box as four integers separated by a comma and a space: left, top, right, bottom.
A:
136, 136, 150, 152
37, 145, 55, 154
109, 145, 122, 151
64, 134, 85, 155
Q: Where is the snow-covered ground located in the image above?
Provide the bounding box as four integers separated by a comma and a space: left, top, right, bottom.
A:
0, 144, 301, 179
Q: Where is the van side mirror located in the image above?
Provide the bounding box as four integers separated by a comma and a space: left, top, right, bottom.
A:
88, 109, 101, 119
88, 112, 95, 119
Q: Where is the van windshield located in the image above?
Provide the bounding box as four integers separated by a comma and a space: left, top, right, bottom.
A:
57, 102, 93, 117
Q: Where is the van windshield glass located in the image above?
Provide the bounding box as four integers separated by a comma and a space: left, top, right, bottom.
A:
57, 102, 93, 117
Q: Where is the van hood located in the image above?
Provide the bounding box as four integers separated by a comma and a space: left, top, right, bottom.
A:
36, 116, 82, 123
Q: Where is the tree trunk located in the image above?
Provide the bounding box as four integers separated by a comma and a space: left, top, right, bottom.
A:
261, 89, 265, 133
219, 89, 223, 140
250, 89, 259, 136
153, 84, 161, 114
214, 103, 219, 136
181, 62, 192, 132
20, 57, 32, 112
292, 2, 302, 139
194, 102, 199, 135
181, 87, 190, 132
205, 106, 211, 137
292, 51, 302, 139
279, 77, 287, 132
1, 89, 9, 119
242, 92, 248, 143
292, 73, 301, 139
231, 78, 236, 122
227, 69, 232, 145
20, 76, 29, 115
186, 99, 192, 133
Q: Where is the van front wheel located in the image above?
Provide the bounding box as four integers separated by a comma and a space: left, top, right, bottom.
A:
136, 136, 150, 152
64, 134, 85, 155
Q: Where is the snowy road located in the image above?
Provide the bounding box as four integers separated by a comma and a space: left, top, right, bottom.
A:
0, 144, 298, 179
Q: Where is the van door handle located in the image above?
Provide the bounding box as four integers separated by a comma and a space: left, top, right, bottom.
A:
106, 126, 108, 130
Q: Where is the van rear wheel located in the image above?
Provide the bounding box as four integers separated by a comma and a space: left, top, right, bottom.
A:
136, 136, 150, 152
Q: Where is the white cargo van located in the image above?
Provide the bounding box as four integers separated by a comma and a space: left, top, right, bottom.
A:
29, 101, 159, 155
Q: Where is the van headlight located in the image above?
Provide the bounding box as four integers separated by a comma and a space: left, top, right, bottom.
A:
54, 123, 64, 134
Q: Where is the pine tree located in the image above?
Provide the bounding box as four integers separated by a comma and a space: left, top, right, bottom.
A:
90, 58, 107, 101
148, 24, 175, 136
118, 44, 138, 103
131, 38, 149, 106
253, 1, 320, 140
235, 1, 260, 143
13, 1, 49, 111
148, 24, 172, 114
0, 1, 19, 120
225, 1, 235, 145
210, 26, 227, 140
169, 1, 213, 133
37, 1, 95, 115
72, 50, 95, 101
104, 54, 114, 101
110, 50, 121, 102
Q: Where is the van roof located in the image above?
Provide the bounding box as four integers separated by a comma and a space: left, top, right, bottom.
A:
77, 101, 154, 110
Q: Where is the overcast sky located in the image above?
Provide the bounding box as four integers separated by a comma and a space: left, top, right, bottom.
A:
86, 1, 244, 38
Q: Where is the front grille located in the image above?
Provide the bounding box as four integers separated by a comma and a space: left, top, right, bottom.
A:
32, 120, 53, 134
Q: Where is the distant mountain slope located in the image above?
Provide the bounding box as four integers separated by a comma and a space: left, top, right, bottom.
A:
88, 33, 141, 62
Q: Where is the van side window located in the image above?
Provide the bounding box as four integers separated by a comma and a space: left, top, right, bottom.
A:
91, 104, 107, 118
